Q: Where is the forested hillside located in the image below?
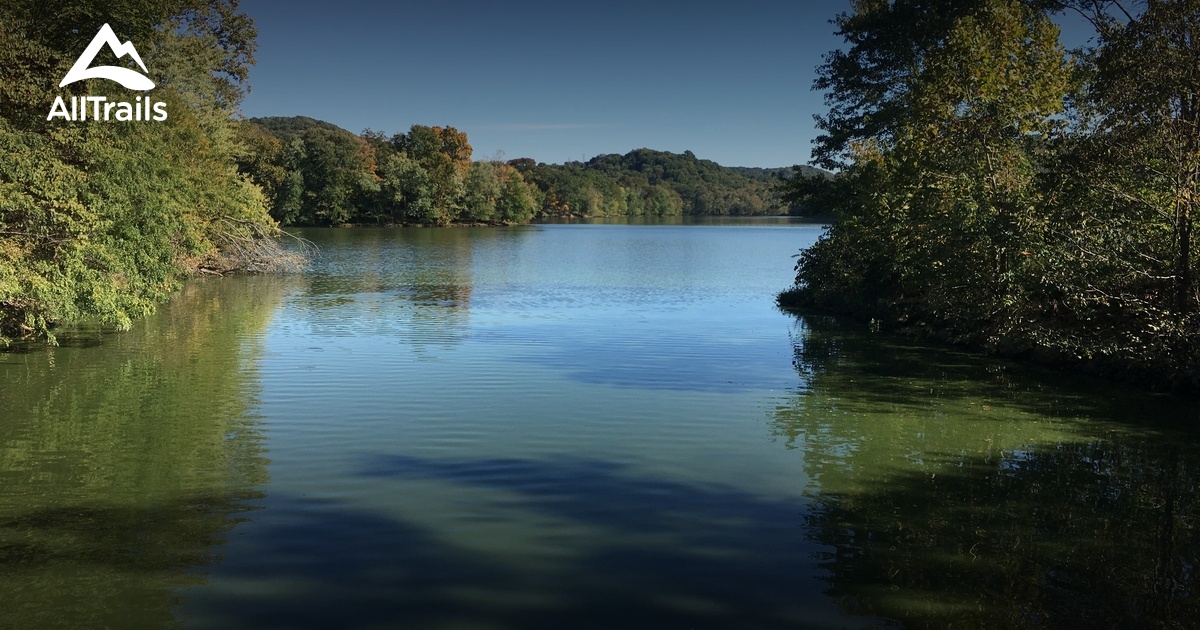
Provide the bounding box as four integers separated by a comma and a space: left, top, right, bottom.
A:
512, 150, 824, 218
237, 116, 814, 226
780, 0, 1200, 390
0, 0, 288, 343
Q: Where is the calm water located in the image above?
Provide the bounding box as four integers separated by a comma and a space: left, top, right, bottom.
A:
2, 222, 1198, 629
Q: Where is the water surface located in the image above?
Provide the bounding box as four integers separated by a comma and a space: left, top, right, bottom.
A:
1, 223, 1197, 628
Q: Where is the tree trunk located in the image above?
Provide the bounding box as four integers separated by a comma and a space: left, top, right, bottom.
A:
1179, 198, 1193, 313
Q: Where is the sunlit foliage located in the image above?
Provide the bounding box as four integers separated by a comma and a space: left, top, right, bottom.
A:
784, 0, 1200, 389
0, 0, 285, 343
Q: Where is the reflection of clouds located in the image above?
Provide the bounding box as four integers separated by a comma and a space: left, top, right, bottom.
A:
186, 455, 876, 629
490, 321, 796, 392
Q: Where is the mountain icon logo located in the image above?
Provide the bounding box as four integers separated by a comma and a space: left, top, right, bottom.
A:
59, 24, 155, 91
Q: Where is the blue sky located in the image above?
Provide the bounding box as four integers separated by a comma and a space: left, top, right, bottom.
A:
237, 1, 1098, 169
238, 0, 849, 168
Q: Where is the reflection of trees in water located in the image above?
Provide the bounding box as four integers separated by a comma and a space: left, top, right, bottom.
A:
294, 228, 498, 343
312, 227, 476, 304
0, 277, 286, 629
775, 315, 1200, 628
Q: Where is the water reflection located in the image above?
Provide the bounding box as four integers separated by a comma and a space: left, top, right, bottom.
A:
777, 315, 1200, 627
513, 327, 796, 392
0, 277, 286, 629
302, 227, 479, 307
538, 216, 820, 226
286, 227, 499, 343
184, 456, 859, 629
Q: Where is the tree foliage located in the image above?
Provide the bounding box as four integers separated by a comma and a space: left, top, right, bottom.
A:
0, 0, 287, 343
784, 0, 1200, 389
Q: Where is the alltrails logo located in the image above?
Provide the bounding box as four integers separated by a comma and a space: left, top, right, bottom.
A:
47, 24, 168, 122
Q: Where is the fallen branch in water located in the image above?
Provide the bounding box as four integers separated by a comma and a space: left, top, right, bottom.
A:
195, 218, 317, 275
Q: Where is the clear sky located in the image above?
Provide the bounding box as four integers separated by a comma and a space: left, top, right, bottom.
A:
237, 0, 851, 168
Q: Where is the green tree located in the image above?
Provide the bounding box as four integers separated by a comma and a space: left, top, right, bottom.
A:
786, 0, 1200, 388
394, 125, 472, 225
294, 127, 377, 225
786, 0, 1073, 340
643, 184, 684, 216
379, 152, 436, 224
1087, 0, 1200, 313
809, 0, 986, 170
0, 0, 286, 342
463, 160, 540, 224
234, 120, 288, 206
496, 165, 539, 224
1010, 0, 1200, 385
462, 160, 500, 223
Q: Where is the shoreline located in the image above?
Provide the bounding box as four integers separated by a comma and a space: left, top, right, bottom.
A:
777, 289, 1200, 397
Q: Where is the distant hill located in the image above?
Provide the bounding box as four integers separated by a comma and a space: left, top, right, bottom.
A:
512, 149, 832, 217
250, 116, 354, 141
236, 116, 831, 224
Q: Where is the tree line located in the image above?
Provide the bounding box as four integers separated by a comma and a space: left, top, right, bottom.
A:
236, 116, 816, 226
238, 117, 540, 227
0, 0, 290, 343
781, 0, 1200, 390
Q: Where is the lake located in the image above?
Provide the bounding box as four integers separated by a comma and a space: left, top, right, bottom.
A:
1, 221, 1198, 628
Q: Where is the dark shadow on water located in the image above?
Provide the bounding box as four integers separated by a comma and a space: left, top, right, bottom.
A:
803, 444, 1200, 628
0, 493, 262, 571
785, 314, 1200, 434
187, 458, 876, 629
185, 494, 515, 629
0, 493, 264, 630
359, 454, 799, 543
778, 313, 1200, 628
